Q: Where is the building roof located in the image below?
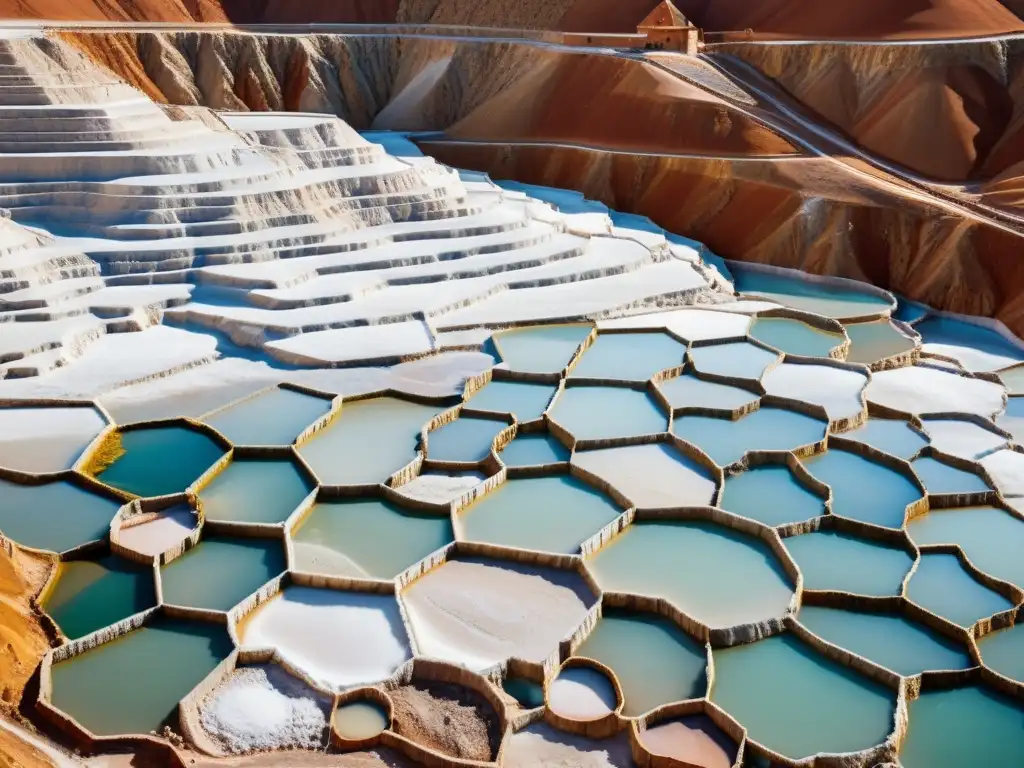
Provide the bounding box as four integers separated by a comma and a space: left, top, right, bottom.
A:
638, 0, 690, 29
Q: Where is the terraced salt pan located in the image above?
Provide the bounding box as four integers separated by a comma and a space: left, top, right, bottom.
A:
844, 320, 916, 365
916, 316, 1024, 372
912, 457, 991, 495
598, 308, 750, 342
0, 405, 105, 473
689, 341, 778, 381
572, 443, 716, 508
908, 506, 1024, 589
498, 433, 570, 467
391, 472, 485, 504
907, 553, 1012, 627
979, 448, 1024, 497
656, 373, 759, 412
841, 418, 928, 460
203, 388, 331, 446
721, 465, 824, 527
43, 555, 156, 640
426, 415, 506, 463
996, 396, 1024, 442
731, 266, 893, 320
239, 587, 412, 691
161, 537, 285, 612
673, 407, 827, 467
96, 426, 225, 498
463, 379, 555, 421
550, 387, 667, 441
803, 449, 920, 529
401, 558, 597, 671
0, 477, 119, 553
569, 332, 686, 381
784, 530, 913, 597
639, 716, 737, 768
867, 365, 1006, 418
548, 667, 617, 721
491, 324, 592, 375
116, 504, 195, 557
199, 459, 312, 525
920, 417, 1007, 460
750, 317, 843, 358
504, 723, 633, 768
762, 363, 867, 421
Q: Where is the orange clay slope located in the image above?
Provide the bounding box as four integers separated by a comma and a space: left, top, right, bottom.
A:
0, 0, 227, 22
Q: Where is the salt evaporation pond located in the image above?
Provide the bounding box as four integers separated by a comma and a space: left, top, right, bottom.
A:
711, 634, 895, 759
291, 498, 453, 579
0, 478, 119, 553
803, 449, 921, 528
96, 426, 224, 498
116, 504, 195, 557
672, 407, 826, 467
571, 442, 716, 508
199, 459, 312, 525
160, 537, 285, 612
732, 267, 892, 320
0, 406, 106, 474
460, 475, 621, 554
721, 465, 824, 526
656, 373, 758, 412
492, 324, 591, 374
204, 388, 330, 446
900, 686, 1024, 767
688, 341, 778, 381
43, 556, 156, 640
50, 618, 233, 736
335, 701, 388, 740
569, 332, 686, 381
798, 606, 971, 675
550, 386, 667, 440
588, 521, 793, 628
504, 677, 545, 709
426, 416, 506, 463
844, 320, 915, 365
298, 398, 442, 486
841, 418, 927, 460
749, 317, 843, 358
548, 667, 617, 721
915, 316, 1024, 372
498, 433, 569, 466
575, 612, 706, 716
640, 716, 737, 768
912, 457, 990, 495
908, 506, 1024, 589
907, 553, 1013, 627
784, 531, 912, 596
238, 586, 412, 690
464, 379, 555, 421
979, 623, 1024, 682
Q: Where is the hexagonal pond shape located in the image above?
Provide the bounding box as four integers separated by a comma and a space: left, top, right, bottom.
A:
160, 537, 286, 612
426, 415, 506, 463
689, 341, 778, 382
920, 416, 1007, 460
491, 324, 592, 375
912, 457, 991, 495
720, 465, 824, 527
550, 387, 667, 441
978, 623, 1024, 683
749, 317, 843, 358
572, 443, 716, 509
49, 617, 233, 737
498, 433, 569, 467
711, 634, 896, 760
401, 556, 598, 671
802, 448, 921, 529
548, 666, 618, 721
639, 715, 738, 768
0, 405, 106, 473
43, 555, 157, 641
673, 407, 827, 467
460, 474, 622, 555
0, 477, 121, 553
900, 686, 1024, 767
841, 418, 927, 460
798, 606, 971, 676
587, 521, 794, 629
237, 586, 412, 690
574, 610, 706, 717
656, 373, 759, 412
290, 497, 453, 579
906, 553, 1013, 628
569, 332, 686, 381
94, 425, 226, 498
784, 530, 913, 597
204, 387, 332, 446
844, 320, 916, 366
464, 379, 555, 422
199, 458, 313, 525
867, 365, 1005, 418
298, 397, 443, 486
115, 503, 197, 558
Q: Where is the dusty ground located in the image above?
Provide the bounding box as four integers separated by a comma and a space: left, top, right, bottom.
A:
389, 682, 499, 762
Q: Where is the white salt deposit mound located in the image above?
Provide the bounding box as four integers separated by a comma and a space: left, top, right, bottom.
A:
199, 665, 330, 755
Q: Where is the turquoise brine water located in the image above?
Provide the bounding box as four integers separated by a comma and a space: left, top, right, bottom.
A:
657, 373, 758, 412
205, 388, 331, 446
907, 553, 1012, 627
798, 606, 971, 675
912, 457, 990, 495
550, 387, 667, 441
0, 478, 119, 553
907, 506, 1024, 589
711, 634, 895, 759
427, 416, 506, 463
916, 316, 1024, 372
844, 321, 915, 365
900, 686, 1024, 768
498, 433, 569, 466
97, 426, 225, 498
43, 556, 156, 640
721, 466, 824, 527
979, 623, 1024, 682
673, 408, 826, 467
750, 318, 843, 358
570, 332, 686, 381
732, 268, 892, 320
50, 618, 233, 737
784, 531, 912, 596
504, 677, 545, 709
160, 537, 285, 612
464, 380, 555, 421
334, 701, 388, 740
841, 418, 927, 460
461, 475, 621, 555
575, 612, 706, 716
199, 459, 312, 524
803, 449, 920, 529
298, 397, 442, 486
588, 521, 793, 628
492, 324, 592, 374
291, 498, 453, 579
689, 342, 778, 381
